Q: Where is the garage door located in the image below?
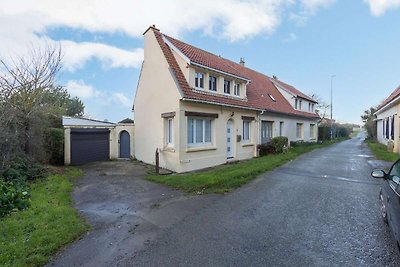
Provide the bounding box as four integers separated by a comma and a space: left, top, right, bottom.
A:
71, 128, 110, 165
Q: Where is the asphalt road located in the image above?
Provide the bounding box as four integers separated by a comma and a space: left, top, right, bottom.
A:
123, 135, 400, 266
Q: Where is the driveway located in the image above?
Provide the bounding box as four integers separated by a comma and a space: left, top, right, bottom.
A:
51, 135, 400, 266
49, 161, 219, 266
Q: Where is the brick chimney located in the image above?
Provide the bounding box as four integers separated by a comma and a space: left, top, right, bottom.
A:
239, 57, 245, 66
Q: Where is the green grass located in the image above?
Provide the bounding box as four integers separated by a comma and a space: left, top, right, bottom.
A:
366, 140, 400, 163
147, 139, 344, 194
0, 167, 89, 267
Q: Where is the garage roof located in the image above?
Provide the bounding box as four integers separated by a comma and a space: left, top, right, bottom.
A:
62, 116, 116, 127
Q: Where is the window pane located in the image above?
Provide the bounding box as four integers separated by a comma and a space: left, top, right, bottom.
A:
168, 119, 173, 143
188, 119, 194, 143
243, 121, 250, 140
205, 120, 211, 142
196, 119, 203, 143
200, 73, 204, 88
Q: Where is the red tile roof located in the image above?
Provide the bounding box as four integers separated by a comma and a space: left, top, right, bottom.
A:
271, 78, 317, 103
151, 27, 319, 119
377, 85, 400, 111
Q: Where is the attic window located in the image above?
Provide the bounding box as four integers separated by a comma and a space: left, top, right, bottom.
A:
268, 94, 276, 102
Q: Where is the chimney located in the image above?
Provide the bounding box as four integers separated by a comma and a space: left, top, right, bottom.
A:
272, 75, 278, 80
239, 57, 245, 66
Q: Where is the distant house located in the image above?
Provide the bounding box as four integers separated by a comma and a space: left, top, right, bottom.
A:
133, 26, 319, 173
375, 85, 400, 152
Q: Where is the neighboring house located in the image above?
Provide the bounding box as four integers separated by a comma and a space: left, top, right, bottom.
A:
134, 26, 319, 173
375, 85, 400, 153
63, 116, 134, 165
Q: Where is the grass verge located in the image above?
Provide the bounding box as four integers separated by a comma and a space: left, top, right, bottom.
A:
147, 139, 345, 194
0, 167, 89, 267
365, 139, 400, 163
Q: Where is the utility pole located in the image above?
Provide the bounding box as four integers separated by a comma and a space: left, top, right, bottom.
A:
330, 75, 336, 141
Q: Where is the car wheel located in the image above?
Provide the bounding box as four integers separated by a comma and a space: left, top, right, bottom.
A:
380, 191, 388, 224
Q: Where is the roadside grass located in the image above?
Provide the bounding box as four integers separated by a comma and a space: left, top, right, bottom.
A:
365, 139, 400, 163
147, 139, 345, 194
0, 167, 89, 267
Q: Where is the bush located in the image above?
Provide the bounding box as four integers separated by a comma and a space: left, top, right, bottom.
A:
45, 128, 64, 165
0, 179, 30, 217
270, 136, 288, 153
1, 157, 46, 182
257, 143, 275, 156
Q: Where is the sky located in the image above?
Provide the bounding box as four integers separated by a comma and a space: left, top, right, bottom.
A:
1, 0, 400, 124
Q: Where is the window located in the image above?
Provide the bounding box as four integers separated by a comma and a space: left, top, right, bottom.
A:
389, 160, 400, 185
299, 100, 302, 110
261, 121, 273, 143
209, 76, 217, 91
386, 118, 390, 139
279, 122, 284, 136
195, 72, 204, 89
166, 118, 173, 146
224, 80, 231, 94
188, 117, 212, 146
308, 103, 311, 112
243, 120, 250, 142
310, 124, 316, 139
234, 83, 240, 96
295, 99, 298, 109
269, 94, 276, 102
296, 123, 303, 139
391, 115, 395, 140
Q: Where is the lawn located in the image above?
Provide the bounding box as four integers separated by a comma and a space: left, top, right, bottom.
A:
0, 167, 89, 267
147, 139, 344, 194
366, 140, 400, 163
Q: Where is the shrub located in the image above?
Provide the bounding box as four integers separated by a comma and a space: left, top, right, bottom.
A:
1, 157, 46, 182
257, 143, 275, 156
0, 179, 30, 217
45, 128, 64, 165
270, 136, 288, 153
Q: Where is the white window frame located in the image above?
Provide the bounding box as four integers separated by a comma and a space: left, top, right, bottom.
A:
279, 121, 284, 136
224, 79, 231, 94
243, 120, 251, 142
195, 72, 205, 89
296, 123, 304, 140
234, 83, 240, 96
310, 124, 315, 139
209, 75, 217, 91
187, 117, 212, 147
166, 118, 174, 147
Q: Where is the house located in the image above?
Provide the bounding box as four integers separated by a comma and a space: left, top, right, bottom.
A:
375, 85, 400, 153
133, 26, 319, 173
63, 116, 134, 165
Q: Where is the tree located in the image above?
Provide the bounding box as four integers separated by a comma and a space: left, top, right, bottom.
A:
309, 93, 330, 120
361, 106, 377, 140
0, 45, 85, 168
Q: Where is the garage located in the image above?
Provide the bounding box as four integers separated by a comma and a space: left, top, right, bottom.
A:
71, 128, 110, 165
63, 116, 135, 165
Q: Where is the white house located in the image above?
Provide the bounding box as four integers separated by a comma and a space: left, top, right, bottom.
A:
375, 85, 400, 153
134, 26, 319, 173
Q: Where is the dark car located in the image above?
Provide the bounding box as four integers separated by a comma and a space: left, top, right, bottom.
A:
371, 160, 400, 250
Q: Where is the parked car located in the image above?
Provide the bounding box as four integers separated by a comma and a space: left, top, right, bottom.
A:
371, 160, 400, 251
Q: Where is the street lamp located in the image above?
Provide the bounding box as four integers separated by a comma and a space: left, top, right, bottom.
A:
330, 75, 336, 141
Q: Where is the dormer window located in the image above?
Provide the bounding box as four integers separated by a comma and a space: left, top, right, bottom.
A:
234, 83, 240, 96
195, 72, 204, 89
209, 76, 217, 91
224, 80, 231, 94
295, 99, 302, 110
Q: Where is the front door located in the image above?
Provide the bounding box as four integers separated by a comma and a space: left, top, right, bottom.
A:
261, 121, 273, 144
227, 120, 233, 159
119, 131, 130, 158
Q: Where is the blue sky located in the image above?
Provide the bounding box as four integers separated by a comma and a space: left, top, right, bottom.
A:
1, 0, 400, 124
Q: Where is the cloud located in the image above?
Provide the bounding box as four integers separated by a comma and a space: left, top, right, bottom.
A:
61, 41, 143, 71
290, 0, 335, 25
283, 32, 298, 42
112, 93, 132, 108
364, 0, 400, 16
66, 80, 101, 99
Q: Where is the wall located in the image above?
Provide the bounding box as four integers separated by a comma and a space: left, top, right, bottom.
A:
376, 103, 400, 152
134, 29, 182, 170
177, 101, 258, 173
259, 113, 318, 143
110, 124, 135, 159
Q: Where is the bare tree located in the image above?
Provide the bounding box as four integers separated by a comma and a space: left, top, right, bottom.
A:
0, 44, 63, 167
309, 93, 330, 121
